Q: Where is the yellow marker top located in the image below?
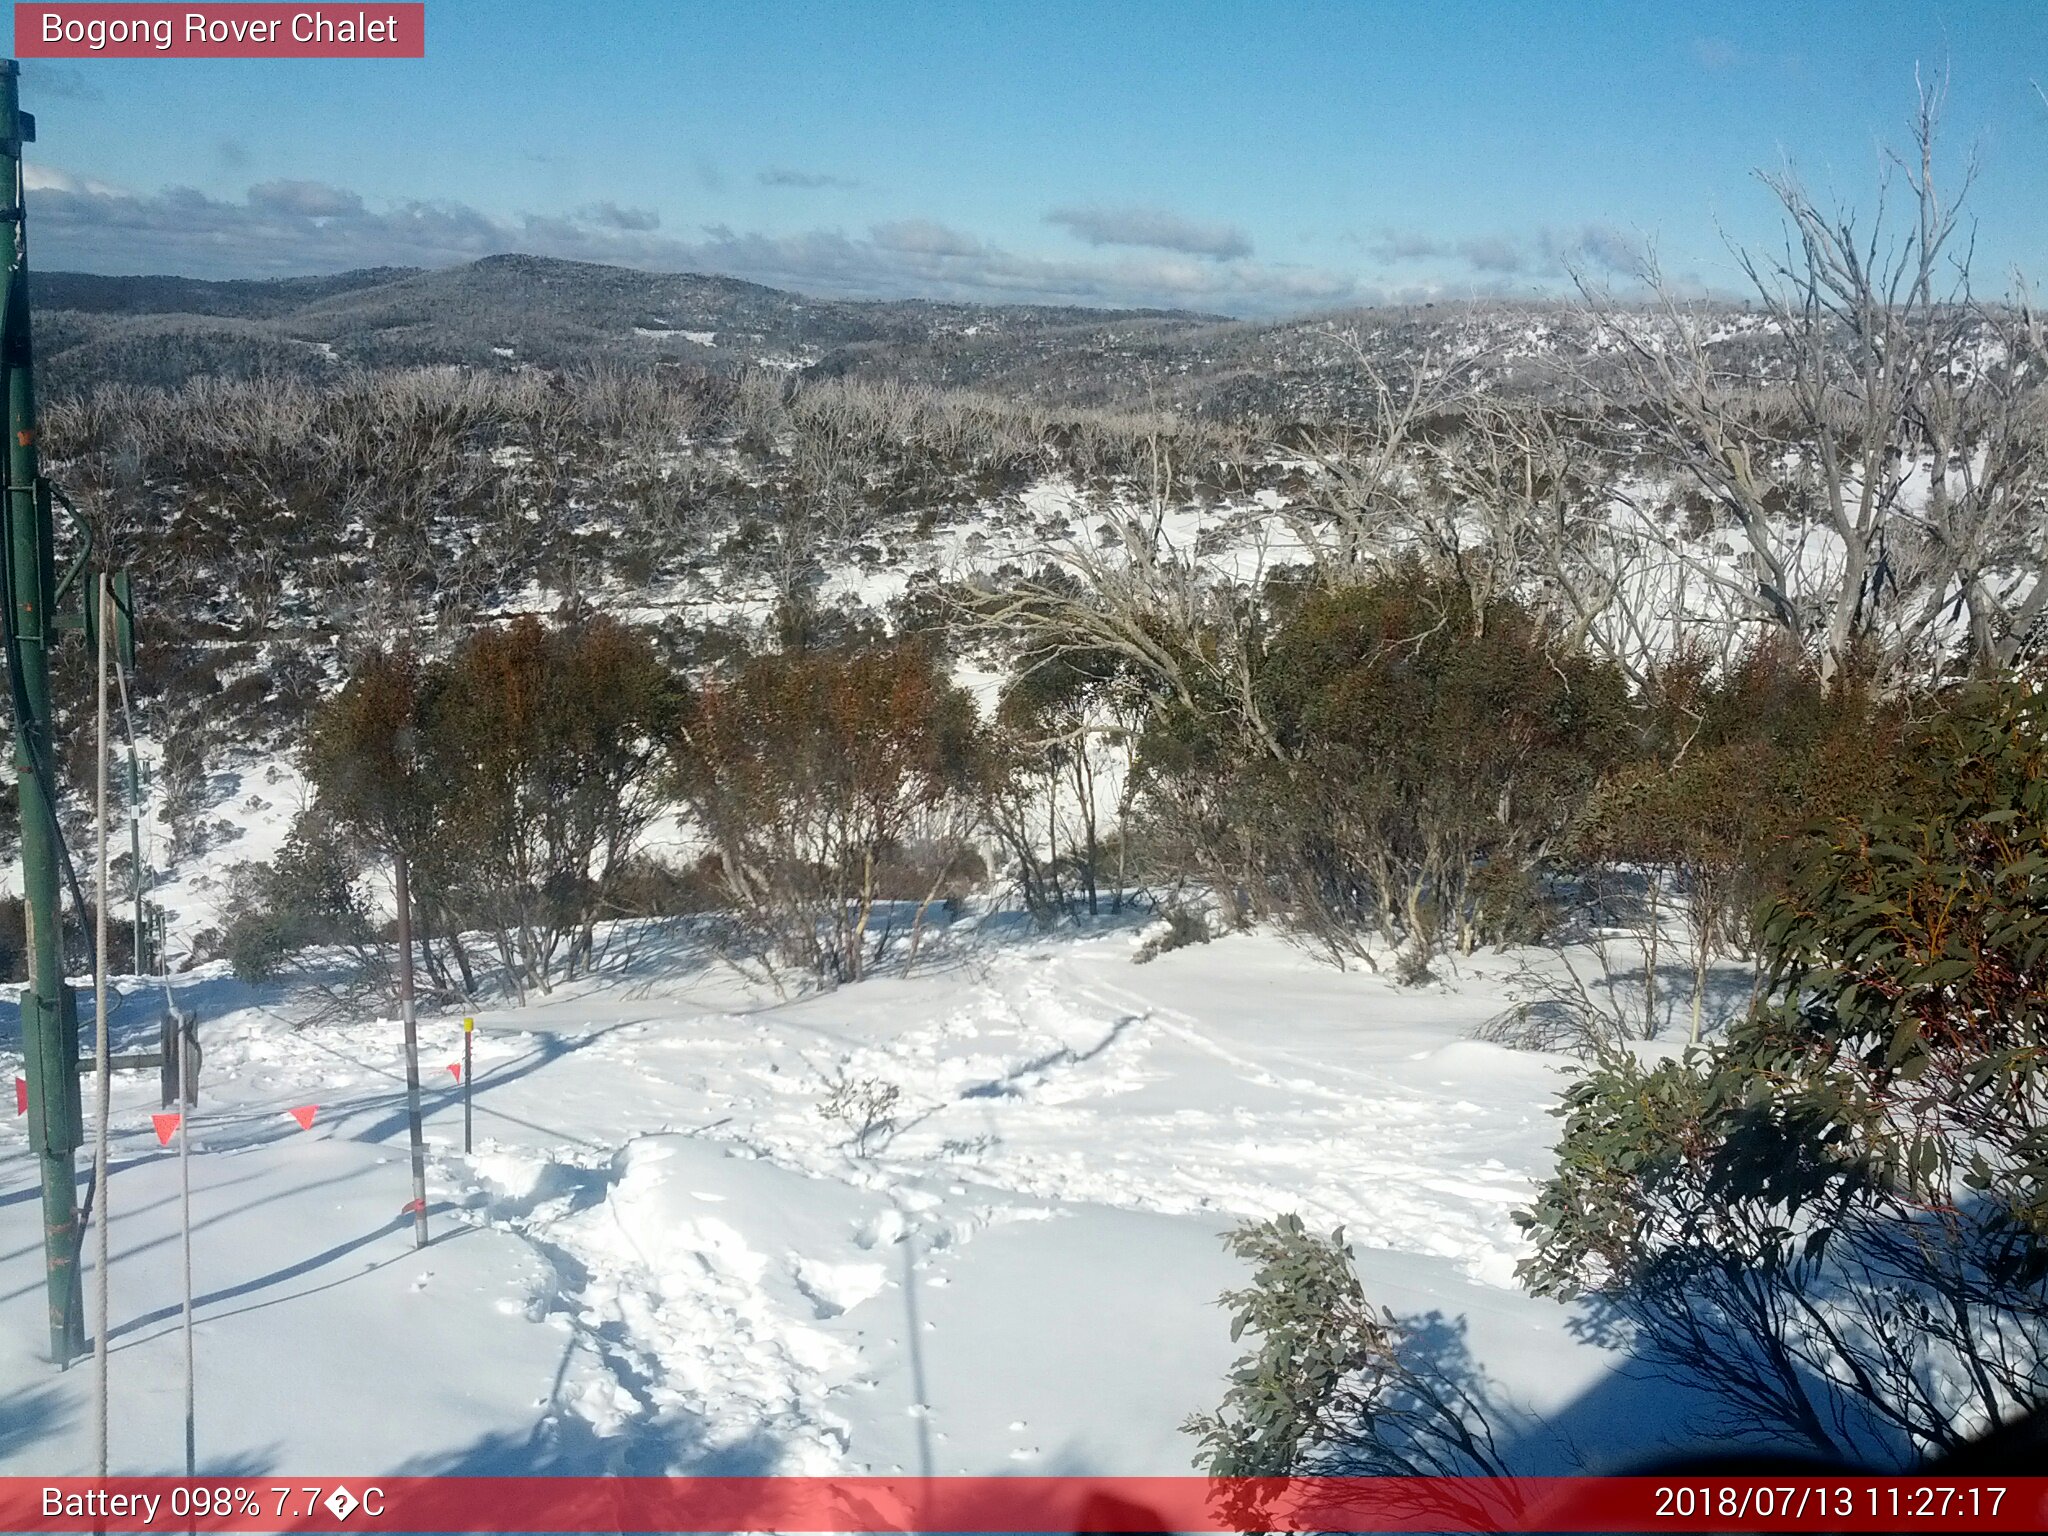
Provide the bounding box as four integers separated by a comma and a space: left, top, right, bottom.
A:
463, 1017, 475, 1032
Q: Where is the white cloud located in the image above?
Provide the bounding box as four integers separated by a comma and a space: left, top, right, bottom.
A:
870, 219, 983, 258
1541, 221, 1646, 277
1457, 235, 1524, 275
249, 179, 364, 218
29, 177, 1367, 315
1045, 205, 1254, 260
758, 167, 858, 190
23, 163, 127, 197
583, 201, 660, 232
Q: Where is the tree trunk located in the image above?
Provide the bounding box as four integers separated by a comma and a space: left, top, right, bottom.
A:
1076, 752, 1099, 917
1644, 867, 1661, 1040
442, 917, 478, 998
848, 847, 876, 981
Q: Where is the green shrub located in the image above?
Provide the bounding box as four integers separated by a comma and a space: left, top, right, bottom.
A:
1184, 1214, 1507, 1478
217, 827, 376, 984
1134, 905, 1208, 964
1138, 562, 1631, 964
1518, 675, 2048, 1461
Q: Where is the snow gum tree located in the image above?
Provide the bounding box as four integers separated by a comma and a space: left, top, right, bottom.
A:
671, 641, 988, 983
989, 645, 1150, 923
296, 618, 677, 1003
424, 615, 678, 995
1576, 82, 2048, 683
292, 644, 468, 1026
1136, 562, 1631, 971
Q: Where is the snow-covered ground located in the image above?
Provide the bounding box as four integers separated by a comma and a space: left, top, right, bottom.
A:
0, 916, 1716, 1479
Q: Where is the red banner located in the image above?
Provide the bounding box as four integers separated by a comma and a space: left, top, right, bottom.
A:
14, 5, 424, 59
0, 1476, 2044, 1533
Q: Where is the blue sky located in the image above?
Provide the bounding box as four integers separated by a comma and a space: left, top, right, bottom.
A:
13, 0, 2048, 313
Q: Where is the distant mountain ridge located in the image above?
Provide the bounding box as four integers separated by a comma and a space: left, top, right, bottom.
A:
31, 267, 423, 318
29, 252, 1791, 418
28, 254, 1217, 399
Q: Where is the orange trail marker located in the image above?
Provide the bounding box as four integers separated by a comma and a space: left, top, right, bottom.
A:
287, 1105, 317, 1131
13, 1077, 23, 1116
447, 1063, 461, 1082
152, 1112, 181, 1146
401, 1197, 425, 1216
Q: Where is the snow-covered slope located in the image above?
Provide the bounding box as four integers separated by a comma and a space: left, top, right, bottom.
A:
0, 919, 1713, 1478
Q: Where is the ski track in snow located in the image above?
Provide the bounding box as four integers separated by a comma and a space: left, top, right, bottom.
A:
402, 930, 1560, 1466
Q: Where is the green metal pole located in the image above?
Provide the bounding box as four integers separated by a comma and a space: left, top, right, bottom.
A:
1, 59, 84, 1365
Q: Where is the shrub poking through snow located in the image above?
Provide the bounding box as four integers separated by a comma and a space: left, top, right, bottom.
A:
1184, 1214, 1508, 1481
1134, 905, 1209, 964
819, 1073, 902, 1158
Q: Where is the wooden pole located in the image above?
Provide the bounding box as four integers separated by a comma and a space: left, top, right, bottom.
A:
395, 850, 430, 1248
462, 1016, 473, 1155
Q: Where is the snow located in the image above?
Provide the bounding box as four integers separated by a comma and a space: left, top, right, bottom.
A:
147, 759, 313, 944
632, 328, 716, 346
0, 919, 1721, 1478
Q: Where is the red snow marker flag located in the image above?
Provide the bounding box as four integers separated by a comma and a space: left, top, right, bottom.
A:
448, 1062, 461, 1081
287, 1104, 318, 1130
401, 1197, 426, 1216
152, 1112, 181, 1145
13, 1077, 23, 1116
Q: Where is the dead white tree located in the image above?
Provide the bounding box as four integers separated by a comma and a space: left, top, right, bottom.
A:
1909, 292, 2048, 668
1415, 398, 1695, 686
1272, 332, 1473, 587
970, 425, 1288, 764
1575, 74, 2044, 681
